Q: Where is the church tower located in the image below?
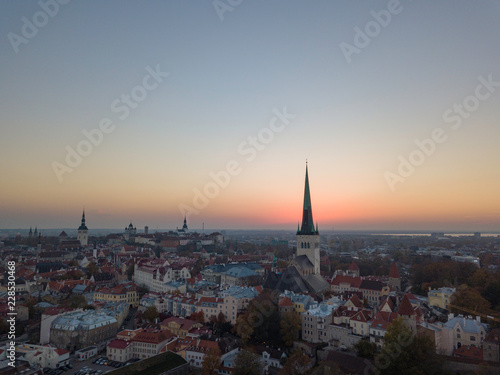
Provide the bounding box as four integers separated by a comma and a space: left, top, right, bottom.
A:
77, 210, 88, 247
182, 216, 188, 232
296, 163, 320, 275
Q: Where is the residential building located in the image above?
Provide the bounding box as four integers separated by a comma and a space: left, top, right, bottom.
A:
442, 314, 489, 355
107, 328, 174, 362
483, 328, 500, 362
302, 303, 336, 343
370, 312, 399, 348
220, 285, 260, 324
161, 317, 202, 339
428, 287, 456, 310
50, 310, 118, 351
349, 310, 373, 338
18, 344, 70, 369
183, 339, 219, 369
94, 282, 139, 307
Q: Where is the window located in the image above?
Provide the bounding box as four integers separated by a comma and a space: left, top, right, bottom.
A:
470, 336, 476, 341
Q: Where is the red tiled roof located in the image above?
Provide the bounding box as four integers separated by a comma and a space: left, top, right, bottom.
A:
279, 297, 293, 307
108, 339, 132, 349
389, 261, 401, 278
54, 348, 69, 355
348, 261, 359, 271
454, 345, 483, 359
333, 306, 359, 318
330, 275, 362, 288
397, 294, 416, 316
348, 294, 363, 308
133, 329, 173, 344
379, 297, 395, 312
370, 311, 399, 330
484, 328, 500, 343
351, 310, 372, 323
185, 339, 218, 353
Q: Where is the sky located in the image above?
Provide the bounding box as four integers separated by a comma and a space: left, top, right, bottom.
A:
1, 0, 500, 232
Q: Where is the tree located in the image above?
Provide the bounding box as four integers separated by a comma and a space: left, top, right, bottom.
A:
233, 315, 253, 345
202, 347, 221, 375
87, 262, 99, 276
354, 339, 378, 360
189, 311, 205, 324
280, 311, 301, 347
374, 317, 444, 375
144, 306, 159, 323
310, 361, 343, 375
451, 284, 491, 314
233, 290, 281, 346
278, 351, 311, 375
212, 312, 232, 336
233, 349, 262, 375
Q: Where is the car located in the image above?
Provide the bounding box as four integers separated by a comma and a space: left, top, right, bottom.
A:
67, 364, 73, 369
112, 363, 121, 368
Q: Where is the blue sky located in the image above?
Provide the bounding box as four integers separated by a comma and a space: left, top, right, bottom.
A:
1, 0, 500, 231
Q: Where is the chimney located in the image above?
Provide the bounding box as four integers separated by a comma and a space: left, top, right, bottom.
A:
476, 316, 481, 323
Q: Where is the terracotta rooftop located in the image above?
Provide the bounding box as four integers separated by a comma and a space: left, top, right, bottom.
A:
397, 294, 416, 316
279, 297, 294, 307
389, 261, 401, 278
348, 261, 359, 271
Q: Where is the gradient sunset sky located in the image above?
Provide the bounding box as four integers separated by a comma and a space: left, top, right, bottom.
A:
1, 1, 500, 232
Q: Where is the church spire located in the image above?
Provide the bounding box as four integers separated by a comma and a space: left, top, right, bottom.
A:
298, 163, 317, 235
78, 210, 88, 230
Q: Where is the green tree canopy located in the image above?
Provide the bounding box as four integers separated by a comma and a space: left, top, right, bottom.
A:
144, 306, 159, 323
202, 347, 221, 375
375, 317, 444, 375
450, 284, 491, 314
280, 311, 301, 347
233, 349, 262, 375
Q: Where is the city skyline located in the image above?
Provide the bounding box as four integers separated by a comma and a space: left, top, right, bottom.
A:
1, 1, 500, 231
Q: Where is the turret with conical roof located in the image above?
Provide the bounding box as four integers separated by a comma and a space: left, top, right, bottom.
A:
388, 261, 401, 292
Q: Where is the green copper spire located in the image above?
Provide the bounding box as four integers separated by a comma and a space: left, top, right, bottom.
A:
298, 163, 318, 235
